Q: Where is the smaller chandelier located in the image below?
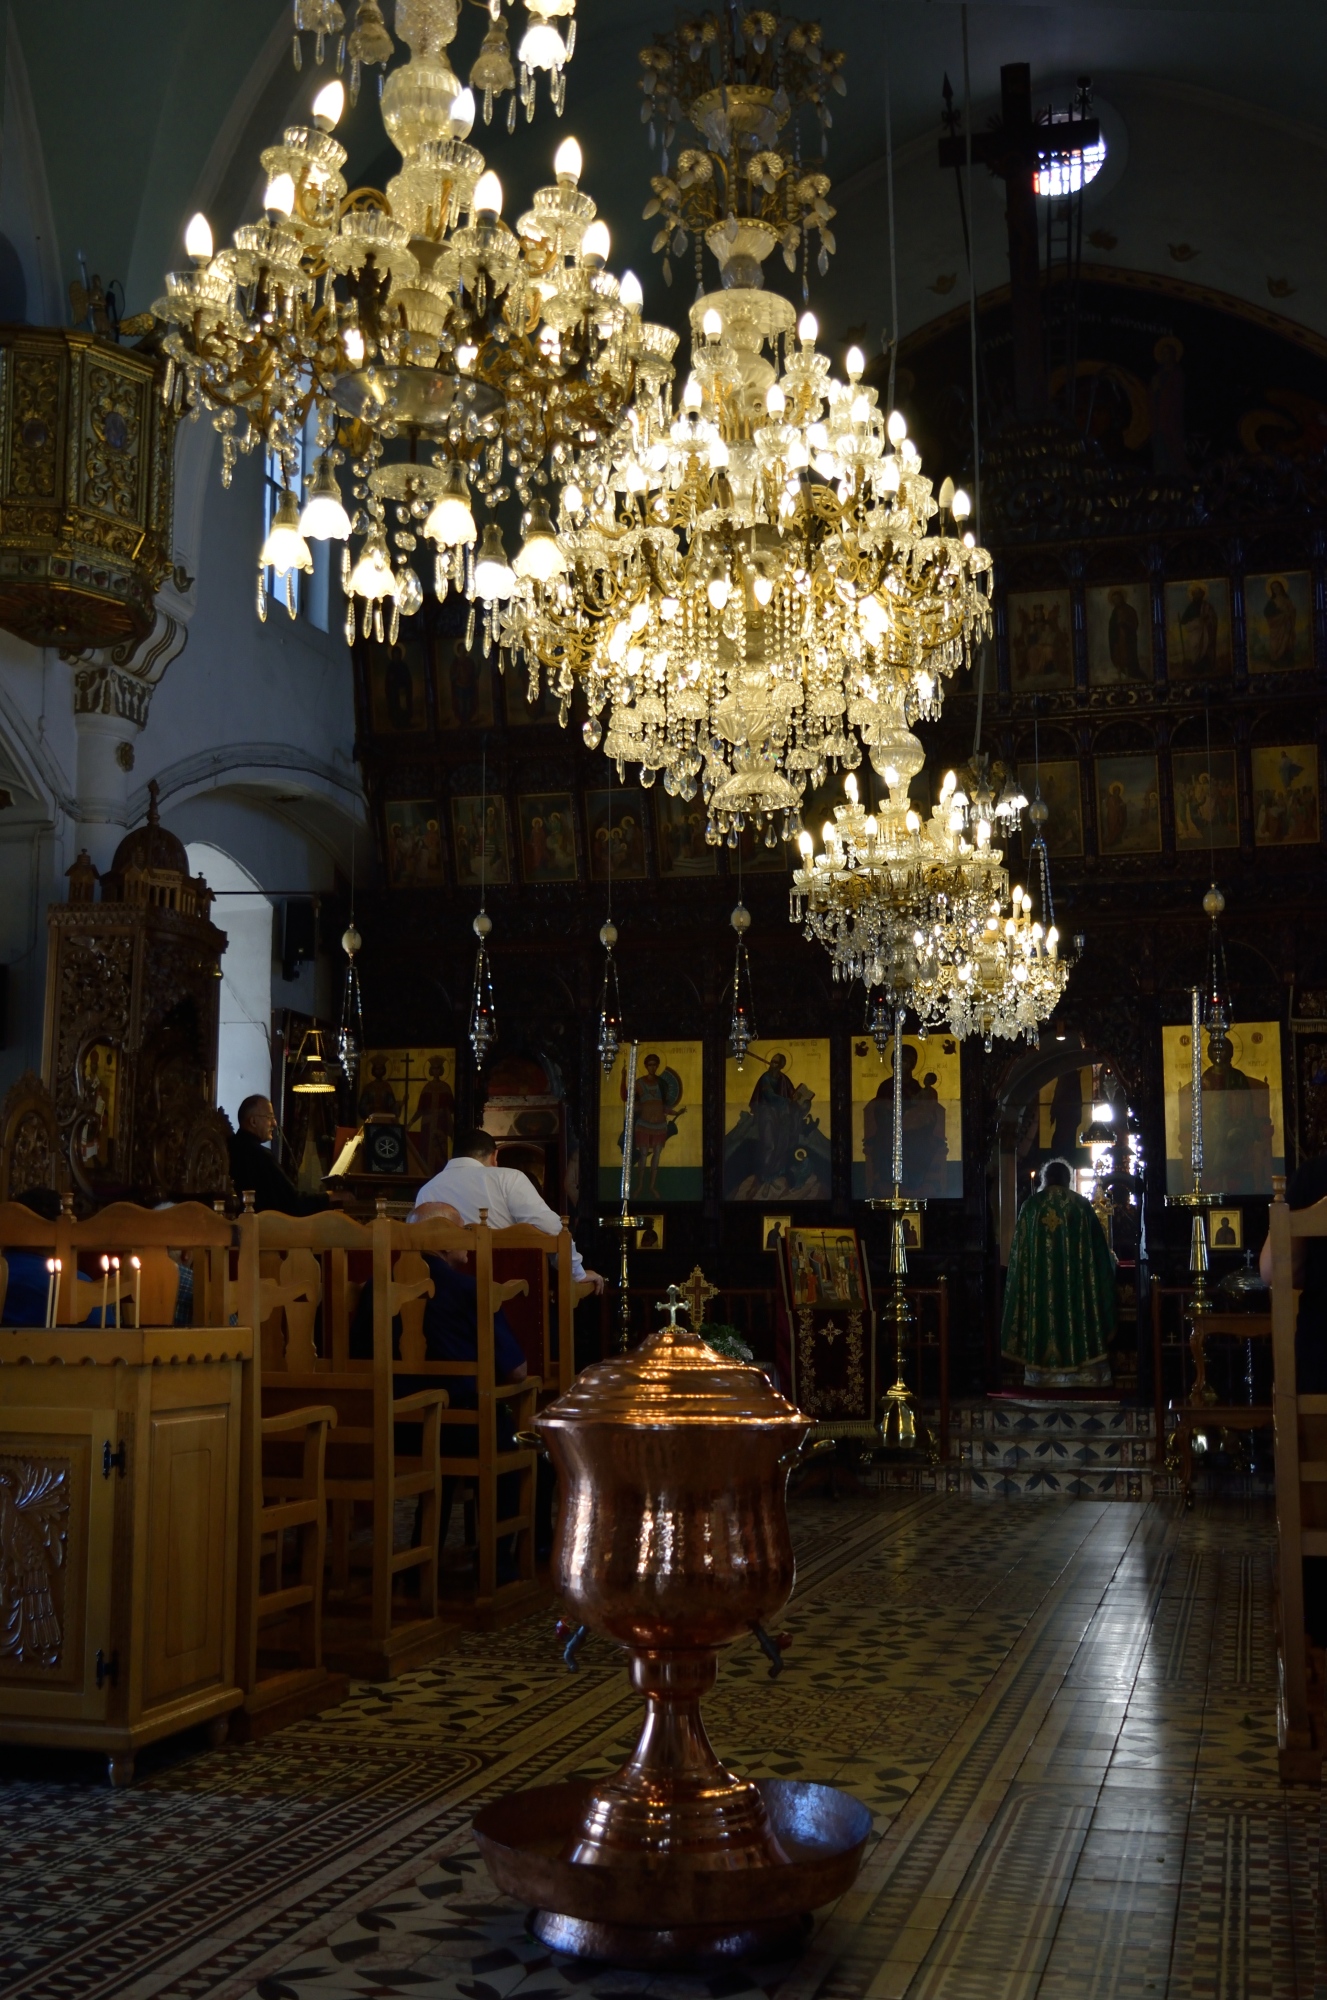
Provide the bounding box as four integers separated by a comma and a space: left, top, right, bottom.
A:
944, 887, 1069, 1051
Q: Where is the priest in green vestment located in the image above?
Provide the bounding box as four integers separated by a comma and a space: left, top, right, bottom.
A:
1001, 1159, 1117, 1388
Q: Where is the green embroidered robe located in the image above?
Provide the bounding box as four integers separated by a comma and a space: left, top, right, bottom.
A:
1000, 1185, 1117, 1370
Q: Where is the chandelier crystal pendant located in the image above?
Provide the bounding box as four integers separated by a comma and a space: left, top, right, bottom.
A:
156, 10, 663, 641
290, 0, 578, 126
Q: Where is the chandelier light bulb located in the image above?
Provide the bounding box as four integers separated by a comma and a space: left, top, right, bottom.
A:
342, 324, 365, 367
260, 488, 313, 575
753, 574, 774, 606
311, 79, 345, 129
448, 86, 476, 137
797, 310, 818, 345
798, 830, 814, 856
939, 476, 955, 512
702, 308, 723, 340
682, 375, 702, 411
581, 219, 611, 265
707, 571, 730, 610
619, 269, 643, 310
263, 172, 296, 218
298, 455, 351, 540
845, 345, 865, 380
562, 480, 583, 512
952, 488, 971, 521
519, 18, 566, 70
554, 134, 583, 184
765, 382, 786, 417
183, 211, 213, 261
347, 532, 395, 600
474, 522, 515, 601
423, 462, 477, 547
844, 772, 858, 803
887, 409, 907, 445
473, 170, 503, 219
512, 499, 567, 582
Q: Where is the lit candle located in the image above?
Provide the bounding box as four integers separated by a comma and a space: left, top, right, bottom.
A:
1190, 985, 1203, 1189
130, 1256, 142, 1326
110, 1256, 120, 1327
100, 1254, 110, 1327
892, 1010, 905, 1195
620, 1041, 638, 1209
44, 1257, 57, 1328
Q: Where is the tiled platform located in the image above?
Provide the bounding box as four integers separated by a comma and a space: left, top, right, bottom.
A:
951, 1400, 1160, 1499
0, 1493, 1317, 2000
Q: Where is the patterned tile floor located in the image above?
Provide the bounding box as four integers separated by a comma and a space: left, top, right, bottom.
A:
0, 1493, 1320, 2000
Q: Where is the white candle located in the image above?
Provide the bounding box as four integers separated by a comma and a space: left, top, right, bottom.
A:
100, 1254, 110, 1327
620, 1042, 638, 1208
110, 1257, 120, 1327
1190, 986, 1203, 1186
44, 1257, 56, 1328
130, 1256, 142, 1326
892, 1010, 904, 1195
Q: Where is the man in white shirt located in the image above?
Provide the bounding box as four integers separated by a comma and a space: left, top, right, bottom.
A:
414, 1129, 605, 1293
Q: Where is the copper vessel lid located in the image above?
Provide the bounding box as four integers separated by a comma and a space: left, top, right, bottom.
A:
539, 1327, 806, 1430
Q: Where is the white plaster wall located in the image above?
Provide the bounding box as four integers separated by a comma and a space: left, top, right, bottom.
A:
185, 840, 273, 1126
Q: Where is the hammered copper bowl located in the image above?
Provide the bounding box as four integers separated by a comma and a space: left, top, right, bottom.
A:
537, 1330, 808, 1651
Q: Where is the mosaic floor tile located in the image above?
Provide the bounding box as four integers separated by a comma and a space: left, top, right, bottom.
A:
0, 1491, 1315, 2000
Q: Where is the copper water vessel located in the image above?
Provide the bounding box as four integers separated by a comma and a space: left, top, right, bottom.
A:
473, 1316, 869, 1963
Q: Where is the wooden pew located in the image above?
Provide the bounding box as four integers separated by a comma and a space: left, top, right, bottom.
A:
236, 1209, 449, 1681
1269, 1175, 1327, 1781
387, 1216, 553, 1609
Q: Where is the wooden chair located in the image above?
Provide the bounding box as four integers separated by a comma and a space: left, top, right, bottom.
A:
256, 1405, 337, 1681
236, 1209, 450, 1681
1269, 1175, 1327, 1780
387, 1217, 554, 1608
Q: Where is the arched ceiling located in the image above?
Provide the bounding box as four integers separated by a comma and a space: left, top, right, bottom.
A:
8, 1, 1327, 361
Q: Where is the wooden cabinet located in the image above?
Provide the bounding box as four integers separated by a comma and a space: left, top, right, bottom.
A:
0, 1326, 250, 1783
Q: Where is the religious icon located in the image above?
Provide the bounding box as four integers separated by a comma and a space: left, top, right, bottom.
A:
761, 1213, 792, 1251
1162, 1021, 1284, 1196
900, 1211, 923, 1251
1246, 572, 1312, 671
633, 1214, 665, 1250
1094, 754, 1161, 855
518, 793, 578, 883
586, 790, 649, 881
1251, 745, 1319, 846
1209, 1208, 1243, 1251
1164, 578, 1232, 677
1007, 589, 1073, 691
1017, 760, 1083, 857
359, 1048, 457, 1175
723, 1039, 832, 1202
787, 1228, 865, 1308
735, 821, 791, 873
1172, 748, 1239, 850
436, 631, 495, 727
384, 800, 444, 886
1085, 582, 1153, 686
504, 673, 561, 725
75, 1038, 119, 1175
369, 634, 429, 731
654, 790, 717, 876
597, 1041, 703, 1202
451, 795, 511, 886
852, 1034, 962, 1200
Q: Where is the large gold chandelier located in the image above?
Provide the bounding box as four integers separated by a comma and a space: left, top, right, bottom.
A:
472, 7, 992, 843
155, 0, 660, 638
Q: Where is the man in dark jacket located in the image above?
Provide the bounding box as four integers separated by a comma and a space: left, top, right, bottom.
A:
227, 1096, 332, 1215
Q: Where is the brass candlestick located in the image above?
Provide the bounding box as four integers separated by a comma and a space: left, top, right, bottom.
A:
868, 1009, 925, 1451
1164, 987, 1223, 1406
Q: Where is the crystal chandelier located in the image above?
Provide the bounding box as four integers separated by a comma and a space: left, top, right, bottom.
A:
477, 7, 991, 844
790, 720, 1068, 1044
155, 2, 656, 639
790, 726, 1011, 1019
291, 0, 578, 126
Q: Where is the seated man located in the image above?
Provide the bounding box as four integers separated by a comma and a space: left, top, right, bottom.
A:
413, 1128, 604, 1292
228, 1096, 332, 1217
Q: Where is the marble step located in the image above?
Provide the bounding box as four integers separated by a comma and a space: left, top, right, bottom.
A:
961, 1464, 1162, 1500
